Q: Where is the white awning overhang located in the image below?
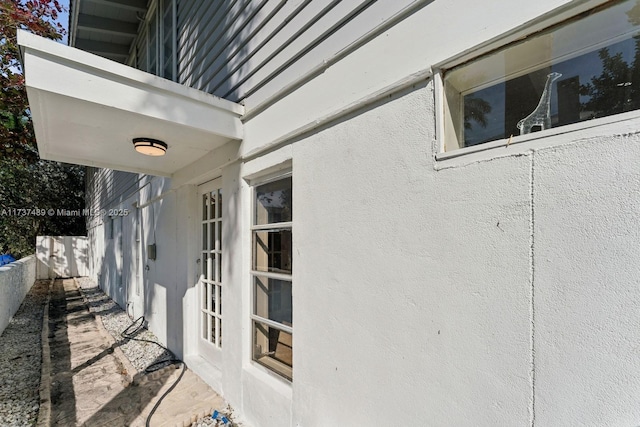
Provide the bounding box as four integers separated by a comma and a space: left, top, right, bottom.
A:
18, 30, 244, 177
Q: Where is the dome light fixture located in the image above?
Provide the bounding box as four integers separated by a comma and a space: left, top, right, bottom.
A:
132, 137, 168, 156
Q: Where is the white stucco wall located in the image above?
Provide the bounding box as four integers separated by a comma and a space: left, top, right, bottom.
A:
534, 135, 640, 426
234, 9, 640, 420
238, 80, 640, 427
0, 255, 36, 336
81, 0, 640, 425
287, 82, 530, 426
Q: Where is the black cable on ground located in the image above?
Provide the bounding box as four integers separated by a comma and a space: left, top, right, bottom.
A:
121, 316, 186, 427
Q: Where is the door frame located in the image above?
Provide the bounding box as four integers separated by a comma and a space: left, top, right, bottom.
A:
196, 178, 223, 365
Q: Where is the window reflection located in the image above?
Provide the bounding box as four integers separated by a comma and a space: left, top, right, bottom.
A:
252, 229, 292, 274
448, 0, 640, 149
254, 276, 293, 325
255, 177, 292, 225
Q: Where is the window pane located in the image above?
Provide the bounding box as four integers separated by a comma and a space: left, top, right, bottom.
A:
253, 276, 292, 326
202, 194, 207, 220
202, 224, 207, 250
136, 37, 148, 72
219, 286, 222, 315
163, 59, 173, 81
253, 321, 292, 380
163, 4, 172, 36
255, 177, 292, 225
252, 229, 292, 274
445, 0, 640, 150
148, 13, 158, 74
218, 189, 223, 218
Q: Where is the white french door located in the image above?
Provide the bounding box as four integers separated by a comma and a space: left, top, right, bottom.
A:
197, 179, 223, 361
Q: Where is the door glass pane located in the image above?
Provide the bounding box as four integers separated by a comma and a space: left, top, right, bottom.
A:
201, 282, 207, 309
202, 194, 207, 220
255, 177, 292, 225
210, 222, 216, 252
201, 312, 207, 339
252, 229, 292, 273
211, 285, 218, 313
209, 191, 216, 220
207, 253, 215, 281
254, 276, 293, 325
218, 189, 223, 218
202, 224, 207, 250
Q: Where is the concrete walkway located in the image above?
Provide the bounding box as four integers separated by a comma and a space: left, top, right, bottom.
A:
40, 278, 226, 427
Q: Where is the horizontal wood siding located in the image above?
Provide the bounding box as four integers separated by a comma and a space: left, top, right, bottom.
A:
176, 0, 417, 106
85, 168, 143, 229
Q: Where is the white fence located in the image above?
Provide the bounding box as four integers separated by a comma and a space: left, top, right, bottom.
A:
0, 255, 36, 336
36, 236, 89, 279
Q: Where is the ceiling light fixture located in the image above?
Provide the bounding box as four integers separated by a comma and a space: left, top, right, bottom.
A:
132, 138, 168, 156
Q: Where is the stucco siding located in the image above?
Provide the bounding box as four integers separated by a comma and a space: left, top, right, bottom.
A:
534, 135, 640, 426
289, 81, 532, 426
79, 0, 640, 425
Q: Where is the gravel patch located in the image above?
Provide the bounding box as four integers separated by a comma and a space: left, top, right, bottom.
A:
75, 277, 171, 373
0, 280, 49, 427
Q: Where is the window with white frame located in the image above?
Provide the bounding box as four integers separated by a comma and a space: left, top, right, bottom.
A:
442, 0, 640, 152
133, 0, 176, 80
161, 0, 175, 80
251, 176, 293, 381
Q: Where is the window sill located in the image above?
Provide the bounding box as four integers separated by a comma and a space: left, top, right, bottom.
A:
245, 361, 293, 396
254, 356, 292, 381
435, 109, 640, 168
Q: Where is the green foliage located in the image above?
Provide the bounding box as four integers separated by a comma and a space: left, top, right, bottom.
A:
0, 0, 85, 259
0, 158, 86, 259
1, 0, 65, 161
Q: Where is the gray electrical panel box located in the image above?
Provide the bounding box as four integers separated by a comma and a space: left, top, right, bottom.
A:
147, 243, 156, 260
